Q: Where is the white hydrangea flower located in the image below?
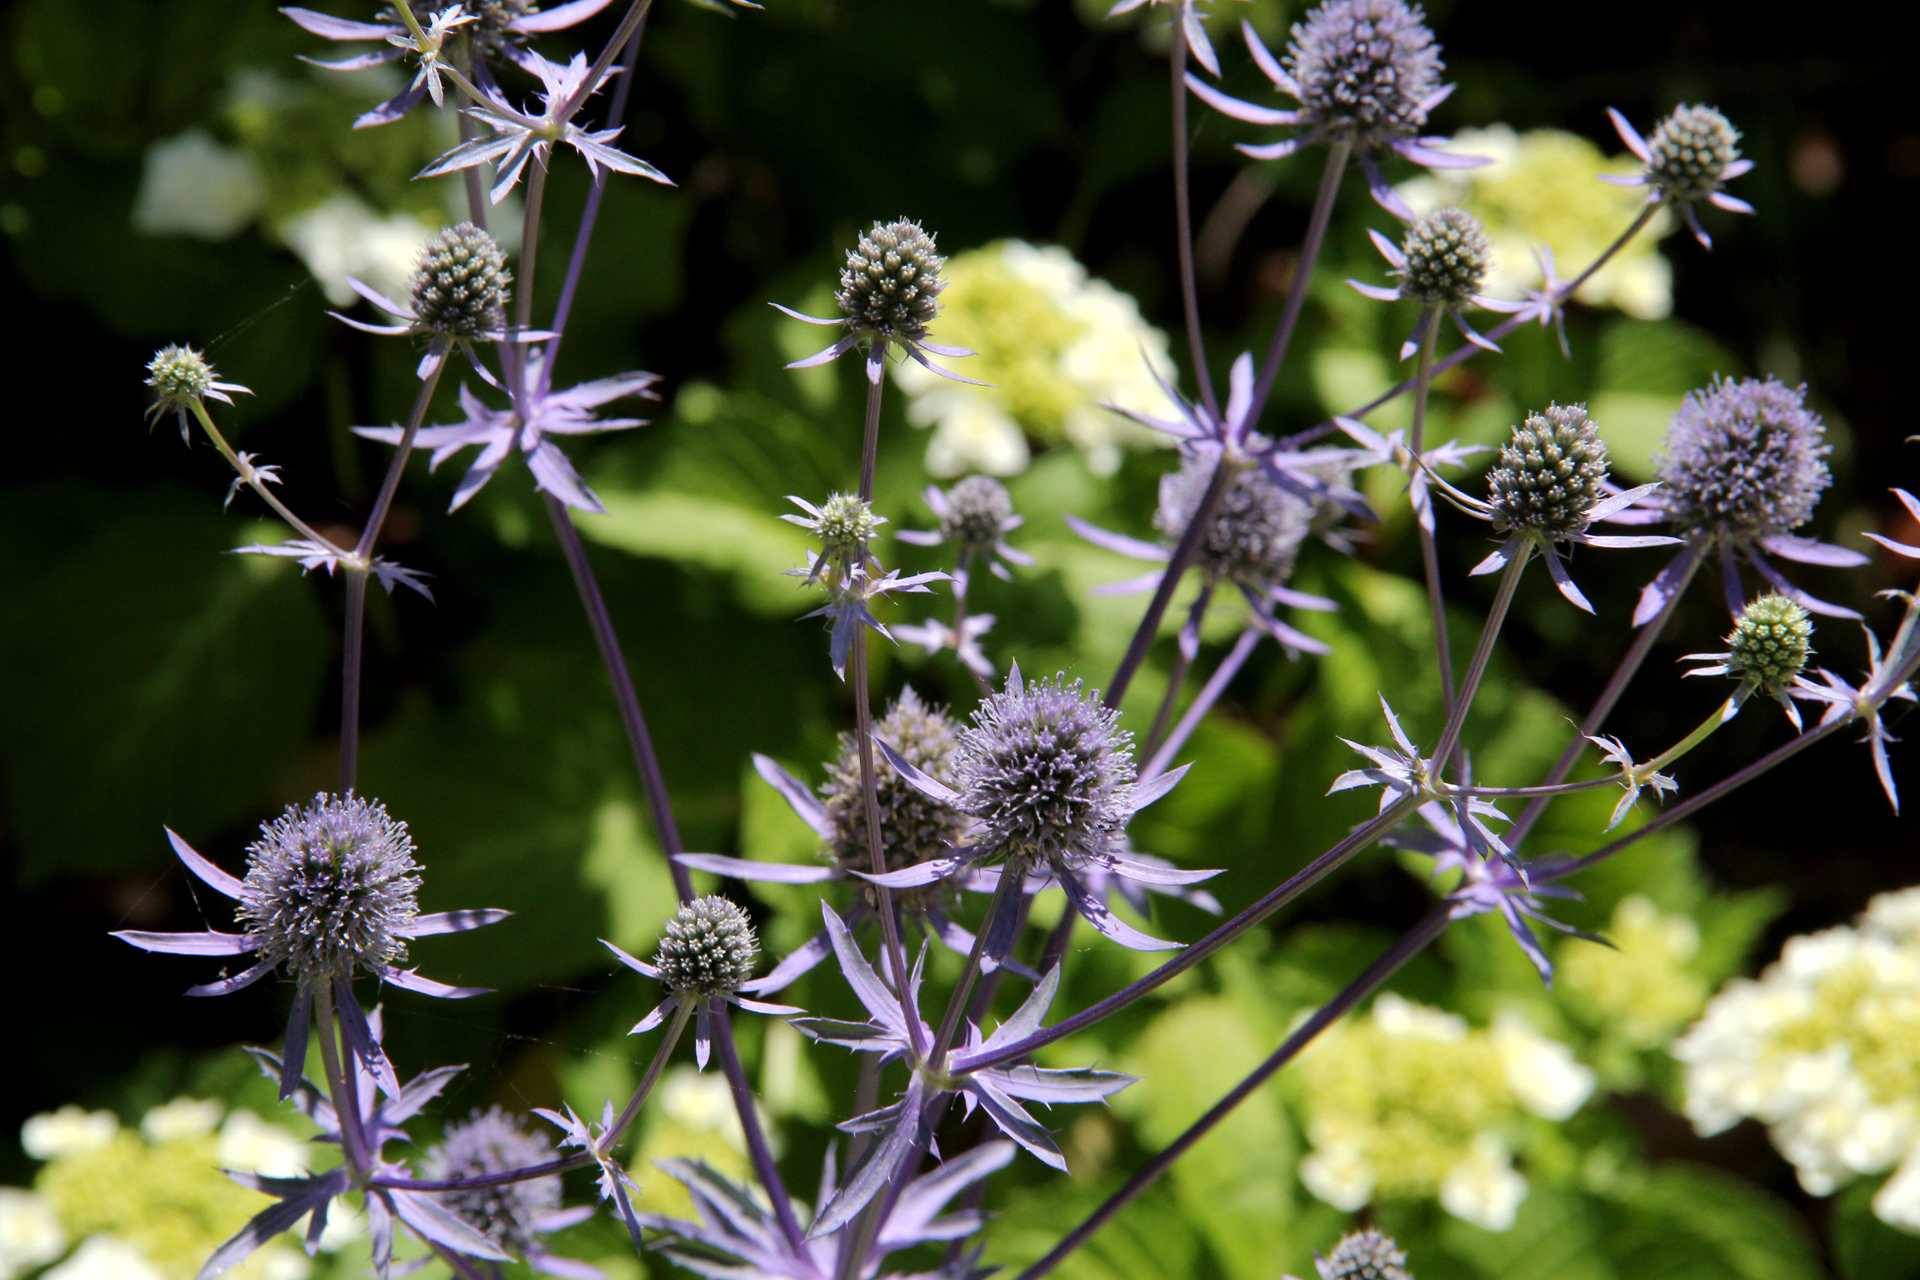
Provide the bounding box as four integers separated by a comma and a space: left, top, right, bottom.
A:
1439, 1132, 1529, 1231
138, 1097, 222, 1144
279, 193, 438, 307
1297, 1141, 1374, 1212
216, 1110, 309, 1178
0, 1188, 66, 1280
660, 1065, 749, 1154
131, 128, 264, 241
1493, 1011, 1597, 1121
20, 1108, 118, 1161
42, 1236, 163, 1280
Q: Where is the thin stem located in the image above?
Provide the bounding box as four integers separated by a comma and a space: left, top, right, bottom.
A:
1431, 542, 1532, 772
847, 1055, 881, 1166
1407, 313, 1456, 715
950, 550, 991, 695
561, 0, 653, 125
1108, 462, 1236, 709
857, 343, 888, 502
1142, 625, 1261, 780
1247, 143, 1351, 424
187, 400, 338, 549
930, 869, 1012, 1069
340, 571, 369, 791
545, 493, 695, 902
955, 793, 1421, 1075
311, 982, 371, 1175
1644, 696, 1741, 775
1142, 590, 1211, 762
1442, 777, 1621, 799
1168, 18, 1216, 421
713, 1004, 809, 1258
355, 357, 447, 561
450, 35, 490, 232
1014, 907, 1451, 1280
602, 999, 694, 1153
838, 1131, 925, 1280
1036, 901, 1076, 975
376, 1154, 587, 1193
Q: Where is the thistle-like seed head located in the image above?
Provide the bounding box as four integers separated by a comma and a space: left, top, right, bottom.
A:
654, 896, 757, 998
146, 345, 218, 414
1655, 376, 1831, 545
1396, 207, 1492, 308
1155, 452, 1310, 592
1645, 104, 1741, 203
424, 1107, 561, 1256
823, 688, 967, 875
940, 475, 1016, 548
1487, 404, 1609, 540
1316, 1228, 1412, 1280
1726, 593, 1813, 695
236, 792, 422, 981
955, 669, 1135, 870
1286, 0, 1444, 149
836, 219, 945, 343
410, 222, 511, 339
813, 493, 881, 564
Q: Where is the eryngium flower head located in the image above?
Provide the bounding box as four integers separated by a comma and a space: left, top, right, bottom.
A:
654, 897, 757, 998
425, 1107, 560, 1256
955, 668, 1136, 869
837, 219, 945, 343
1726, 593, 1813, 694
145, 344, 250, 441
940, 475, 1016, 548
237, 792, 421, 980
1155, 453, 1310, 592
809, 493, 881, 564
1395, 207, 1491, 307
1487, 404, 1609, 540
1655, 376, 1831, 544
823, 688, 966, 874
409, 222, 511, 340
1646, 105, 1742, 204
1287, 0, 1443, 149
1316, 1227, 1412, 1280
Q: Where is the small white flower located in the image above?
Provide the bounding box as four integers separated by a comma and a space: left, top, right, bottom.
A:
20, 1107, 117, 1161
42, 1236, 164, 1280
1372, 991, 1469, 1042
138, 1096, 222, 1143
1494, 1011, 1597, 1121
0, 1188, 66, 1279
1297, 1143, 1375, 1212
132, 128, 263, 241
216, 1110, 309, 1177
279, 194, 438, 308
1440, 1133, 1529, 1231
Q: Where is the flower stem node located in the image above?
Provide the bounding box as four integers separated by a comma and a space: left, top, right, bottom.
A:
1395, 207, 1493, 308
1725, 592, 1814, 695
837, 218, 946, 345
1487, 404, 1609, 540
410, 222, 512, 341
654, 896, 758, 999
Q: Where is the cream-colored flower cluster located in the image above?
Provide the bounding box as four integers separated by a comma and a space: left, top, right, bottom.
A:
1560, 894, 1709, 1049
1396, 125, 1675, 320
4, 1098, 346, 1280
1295, 993, 1596, 1231
891, 240, 1180, 477
1675, 886, 1920, 1231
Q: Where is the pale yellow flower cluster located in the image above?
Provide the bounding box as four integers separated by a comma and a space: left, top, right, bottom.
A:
1296, 993, 1595, 1231
1675, 886, 1920, 1231
1561, 895, 1709, 1048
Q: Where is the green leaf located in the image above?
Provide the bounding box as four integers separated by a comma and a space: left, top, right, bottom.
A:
1601, 1163, 1823, 1280
1833, 1173, 1920, 1280
576, 489, 814, 616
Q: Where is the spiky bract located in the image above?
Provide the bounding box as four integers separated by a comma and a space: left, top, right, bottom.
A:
425, 1107, 560, 1255
823, 688, 967, 874
236, 793, 422, 981
836, 219, 945, 343
654, 897, 757, 997
1487, 405, 1609, 539
409, 222, 511, 339
1156, 453, 1310, 592
1286, 0, 1444, 149
1396, 207, 1492, 307
1655, 376, 1831, 544
955, 670, 1135, 869
1727, 593, 1814, 694
1646, 105, 1741, 203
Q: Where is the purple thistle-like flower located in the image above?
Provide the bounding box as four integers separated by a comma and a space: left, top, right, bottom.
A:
356, 347, 658, 515
281, 1, 616, 128
1185, 0, 1487, 219
896, 476, 1035, 588
113, 795, 507, 1103
1299, 1227, 1413, 1280
1347, 208, 1523, 358
1602, 104, 1754, 249
783, 495, 949, 679
424, 1107, 600, 1279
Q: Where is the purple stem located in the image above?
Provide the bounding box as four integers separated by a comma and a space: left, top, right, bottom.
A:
1141, 623, 1262, 780
1107, 461, 1234, 709
1168, 18, 1217, 421
1014, 906, 1451, 1280
1247, 142, 1351, 425
1431, 541, 1531, 772
1405, 313, 1456, 716
1142, 588, 1211, 761
713, 1002, 809, 1258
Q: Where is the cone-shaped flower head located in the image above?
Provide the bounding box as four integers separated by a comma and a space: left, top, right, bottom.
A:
1316, 1228, 1412, 1280
836, 219, 945, 344
1487, 404, 1609, 540
955, 668, 1136, 868
1156, 452, 1310, 592
1395, 207, 1492, 308
409, 222, 511, 341
939, 475, 1016, 549
812, 493, 881, 565
146, 345, 218, 415
823, 688, 966, 874
654, 896, 757, 998
1725, 593, 1813, 696
1655, 376, 1831, 544
1645, 105, 1742, 204
236, 792, 422, 981
425, 1107, 560, 1256
1287, 0, 1443, 150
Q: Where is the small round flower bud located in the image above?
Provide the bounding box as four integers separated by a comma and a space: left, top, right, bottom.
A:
1655, 376, 1831, 545
654, 896, 757, 997
836, 219, 945, 344
1286, 0, 1444, 149
823, 688, 967, 874
424, 1107, 561, 1256
1487, 404, 1609, 539
1396, 207, 1492, 308
1317, 1228, 1411, 1280
1155, 453, 1310, 592
237, 793, 422, 981
410, 222, 511, 339
1645, 104, 1741, 203
1726, 593, 1813, 695
940, 475, 1015, 548
812, 493, 881, 564
956, 670, 1135, 869
146, 345, 217, 414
